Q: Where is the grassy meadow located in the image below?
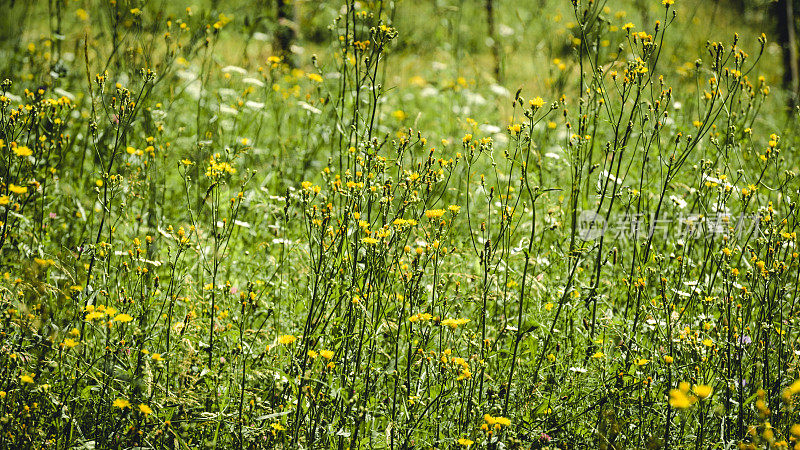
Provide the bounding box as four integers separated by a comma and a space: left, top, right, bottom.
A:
1, 0, 800, 448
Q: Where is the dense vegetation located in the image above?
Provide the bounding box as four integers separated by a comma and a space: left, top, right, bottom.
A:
1, 0, 799, 448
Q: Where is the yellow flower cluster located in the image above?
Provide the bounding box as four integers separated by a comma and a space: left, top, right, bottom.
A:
112, 399, 153, 415
278, 334, 297, 345
482, 414, 511, 432
409, 312, 434, 323
453, 357, 471, 380
441, 317, 470, 329
84, 304, 118, 321
301, 180, 321, 194
392, 218, 418, 227
425, 209, 446, 219
669, 382, 712, 409
205, 153, 236, 179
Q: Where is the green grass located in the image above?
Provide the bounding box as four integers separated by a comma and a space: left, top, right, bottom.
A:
0, 0, 798, 448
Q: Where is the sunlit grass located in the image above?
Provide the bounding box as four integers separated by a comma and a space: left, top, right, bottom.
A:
0, 0, 798, 449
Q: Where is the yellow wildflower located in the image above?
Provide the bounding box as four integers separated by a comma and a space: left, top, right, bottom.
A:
14, 146, 32, 157
278, 334, 297, 345
425, 209, 446, 219
669, 389, 692, 408
9, 184, 28, 195
441, 318, 470, 329
113, 313, 134, 323
694, 384, 713, 399
85, 311, 104, 321
458, 438, 474, 447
